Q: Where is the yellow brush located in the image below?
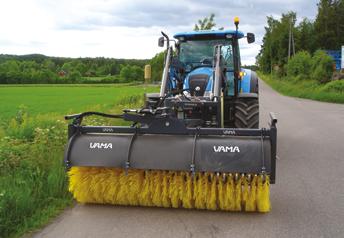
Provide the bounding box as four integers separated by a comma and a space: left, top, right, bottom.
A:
68, 167, 270, 212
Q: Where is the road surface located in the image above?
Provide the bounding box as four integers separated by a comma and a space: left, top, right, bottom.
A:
33, 80, 344, 238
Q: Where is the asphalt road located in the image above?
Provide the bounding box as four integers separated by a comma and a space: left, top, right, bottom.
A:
33, 80, 344, 238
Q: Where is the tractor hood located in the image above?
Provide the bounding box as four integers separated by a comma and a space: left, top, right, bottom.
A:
183, 67, 213, 96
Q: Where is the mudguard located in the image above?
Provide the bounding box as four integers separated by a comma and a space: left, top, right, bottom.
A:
241, 69, 259, 94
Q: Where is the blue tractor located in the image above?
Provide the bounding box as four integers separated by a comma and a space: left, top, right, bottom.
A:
146, 19, 260, 128
64, 18, 278, 212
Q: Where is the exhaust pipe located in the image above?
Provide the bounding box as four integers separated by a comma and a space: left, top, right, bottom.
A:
213, 45, 222, 101
160, 46, 172, 97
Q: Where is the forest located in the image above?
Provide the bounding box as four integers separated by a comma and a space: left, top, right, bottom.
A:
0, 54, 148, 84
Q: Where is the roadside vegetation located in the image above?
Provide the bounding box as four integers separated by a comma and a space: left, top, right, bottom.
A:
257, 1, 344, 103
0, 84, 158, 238
260, 50, 344, 104
260, 73, 344, 103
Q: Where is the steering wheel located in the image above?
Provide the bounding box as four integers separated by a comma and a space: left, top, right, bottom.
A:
200, 57, 212, 65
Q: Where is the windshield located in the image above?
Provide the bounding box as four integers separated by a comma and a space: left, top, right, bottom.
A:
179, 39, 233, 69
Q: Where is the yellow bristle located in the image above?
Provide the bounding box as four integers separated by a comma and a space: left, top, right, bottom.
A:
68, 167, 271, 212
169, 172, 181, 208
116, 171, 130, 205
234, 175, 242, 211
257, 176, 271, 212
225, 174, 235, 211
139, 171, 153, 206
217, 177, 225, 210
151, 171, 163, 207
181, 173, 193, 208
207, 175, 217, 210
126, 169, 143, 206
242, 176, 249, 210
161, 171, 171, 207
245, 175, 257, 212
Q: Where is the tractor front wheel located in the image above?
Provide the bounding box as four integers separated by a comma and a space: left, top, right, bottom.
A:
234, 96, 259, 129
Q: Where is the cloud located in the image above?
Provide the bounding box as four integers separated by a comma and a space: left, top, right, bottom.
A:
0, 0, 318, 64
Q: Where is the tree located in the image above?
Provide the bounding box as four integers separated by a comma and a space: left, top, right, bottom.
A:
3, 60, 21, 83
119, 65, 143, 82
314, 0, 344, 50
295, 18, 317, 53
310, 50, 334, 83
75, 61, 87, 76
61, 62, 73, 73
257, 12, 297, 74
149, 52, 164, 82
194, 13, 217, 31
68, 70, 81, 83
42, 59, 56, 71
286, 51, 312, 77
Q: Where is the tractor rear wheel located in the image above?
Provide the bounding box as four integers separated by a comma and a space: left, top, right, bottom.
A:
234, 96, 259, 128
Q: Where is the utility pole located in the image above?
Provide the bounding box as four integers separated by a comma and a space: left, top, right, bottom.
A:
292, 19, 295, 56
270, 44, 273, 75
288, 20, 291, 60
288, 16, 295, 61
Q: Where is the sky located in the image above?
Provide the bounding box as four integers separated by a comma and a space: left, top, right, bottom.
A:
0, 0, 318, 65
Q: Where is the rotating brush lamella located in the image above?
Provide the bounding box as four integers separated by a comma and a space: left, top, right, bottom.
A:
68, 167, 270, 212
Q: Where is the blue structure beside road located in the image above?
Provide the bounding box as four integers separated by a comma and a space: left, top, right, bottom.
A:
326, 50, 342, 70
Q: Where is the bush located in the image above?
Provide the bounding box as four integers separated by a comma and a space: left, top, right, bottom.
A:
149, 52, 164, 82
0, 117, 70, 238
310, 50, 334, 83
0, 93, 149, 237
321, 80, 344, 93
6, 106, 58, 140
287, 51, 312, 78
100, 75, 120, 83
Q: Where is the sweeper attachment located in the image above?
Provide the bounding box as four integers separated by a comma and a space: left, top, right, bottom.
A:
64, 18, 278, 212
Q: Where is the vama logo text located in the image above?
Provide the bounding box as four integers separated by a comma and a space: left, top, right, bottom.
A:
89, 142, 113, 149
213, 145, 240, 153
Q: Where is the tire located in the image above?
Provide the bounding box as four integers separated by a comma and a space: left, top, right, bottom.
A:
234, 97, 259, 128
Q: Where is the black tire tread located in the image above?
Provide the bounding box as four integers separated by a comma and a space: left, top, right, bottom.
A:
234, 98, 259, 128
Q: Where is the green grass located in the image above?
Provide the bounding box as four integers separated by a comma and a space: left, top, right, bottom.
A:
0, 84, 158, 121
259, 73, 344, 104
0, 84, 158, 238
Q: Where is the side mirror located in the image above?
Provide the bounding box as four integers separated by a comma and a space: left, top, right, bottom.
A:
158, 37, 164, 47
247, 33, 255, 44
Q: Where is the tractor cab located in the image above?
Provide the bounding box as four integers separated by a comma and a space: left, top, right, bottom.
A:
173, 30, 244, 97
157, 26, 255, 100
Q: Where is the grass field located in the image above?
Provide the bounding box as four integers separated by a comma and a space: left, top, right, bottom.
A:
0, 84, 158, 238
0, 84, 158, 121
